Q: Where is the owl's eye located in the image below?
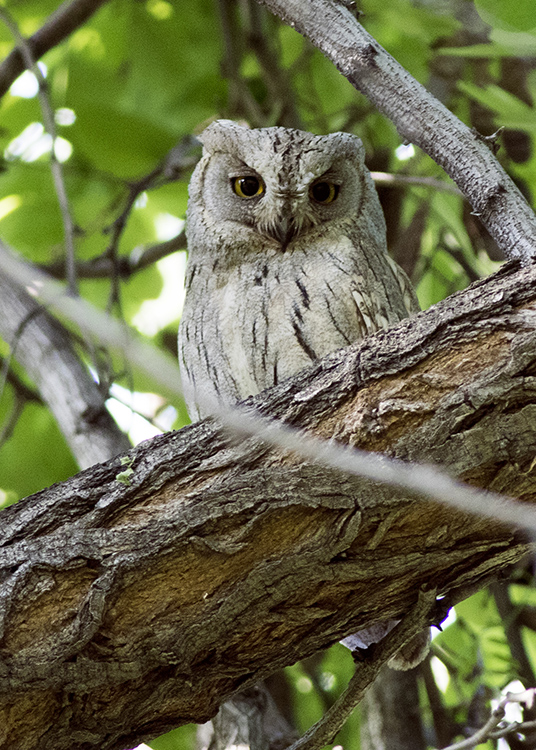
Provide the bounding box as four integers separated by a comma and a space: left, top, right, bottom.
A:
310, 181, 340, 204
232, 176, 265, 199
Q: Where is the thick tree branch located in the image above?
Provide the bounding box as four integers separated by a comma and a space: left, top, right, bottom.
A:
256, 0, 536, 263
0, 0, 111, 99
1, 262, 536, 748
0, 273, 130, 468
0, 241, 533, 529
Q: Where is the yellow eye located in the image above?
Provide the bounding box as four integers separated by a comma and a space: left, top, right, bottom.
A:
232, 176, 265, 198
310, 181, 340, 204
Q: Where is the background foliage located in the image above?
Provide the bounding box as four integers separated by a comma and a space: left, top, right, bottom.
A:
0, 0, 535, 747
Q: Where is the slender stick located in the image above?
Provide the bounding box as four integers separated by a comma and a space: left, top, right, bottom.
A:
0, 8, 78, 294
284, 590, 436, 750
0, 0, 111, 99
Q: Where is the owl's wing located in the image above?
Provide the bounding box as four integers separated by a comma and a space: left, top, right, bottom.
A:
385, 254, 421, 315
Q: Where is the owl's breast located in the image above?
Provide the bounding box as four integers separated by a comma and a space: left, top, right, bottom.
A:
213, 235, 375, 395
179, 231, 412, 418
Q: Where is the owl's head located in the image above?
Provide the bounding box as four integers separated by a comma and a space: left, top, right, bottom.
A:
188, 120, 384, 252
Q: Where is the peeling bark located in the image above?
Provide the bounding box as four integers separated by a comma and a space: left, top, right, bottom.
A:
0, 261, 536, 749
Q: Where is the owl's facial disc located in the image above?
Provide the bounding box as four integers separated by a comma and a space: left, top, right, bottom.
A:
230, 172, 343, 249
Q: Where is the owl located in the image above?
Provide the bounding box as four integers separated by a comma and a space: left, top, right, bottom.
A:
178, 120, 426, 669
178, 119, 418, 420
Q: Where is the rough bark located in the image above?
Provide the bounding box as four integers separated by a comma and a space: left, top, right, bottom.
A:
0, 273, 130, 468
0, 261, 536, 749
256, 0, 536, 264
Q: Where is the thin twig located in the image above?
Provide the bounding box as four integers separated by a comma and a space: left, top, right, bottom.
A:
102, 137, 196, 311
0, 0, 111, 99
0, 356, 42, 405
0, 307, 45, 403
0, 356, 42, 448
0, 7, 78, 294
434, 689, 536, 750
0, 392, 26, 448
284, 590, 437, 750
440, 244, 481, 284
40, 232, 187, 280
246, 0, 302, 128
491, 718, 536, 739
217, 0, 266, 125
492, 582, 536, 687
370, 171, 462, 196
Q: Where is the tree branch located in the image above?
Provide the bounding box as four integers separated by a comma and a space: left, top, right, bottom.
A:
360, 666, 427, 750
1, 240, 536, 529
0, 272, 130, 468
39, 232, 187, 280
0, 0, 111, 100
0, 6, 78, 294
435, 689, 536, 750
285, 590, 435, 750
255, 0, 536, 263
1, 261, 536, 748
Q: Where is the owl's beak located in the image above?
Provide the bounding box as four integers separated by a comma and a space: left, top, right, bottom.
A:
266, 215, 299, 250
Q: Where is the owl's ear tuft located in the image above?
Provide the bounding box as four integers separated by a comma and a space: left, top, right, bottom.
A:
324, 132, 365, 166
198, 120, 251, 156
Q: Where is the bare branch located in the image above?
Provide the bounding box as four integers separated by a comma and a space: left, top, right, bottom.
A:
0, 263, 130, 468
102, 136, 196, 310
0, 0, 111, 100
285, 590, 436, 750
255, 0, 536, 263
39, 232, 187, 280
492, 582, 536, 687
0, 7, 78, 293
435, 689, 536, 750
371, 171, 462, 196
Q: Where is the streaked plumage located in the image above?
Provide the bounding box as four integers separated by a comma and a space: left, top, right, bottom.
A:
179, 120, 417, 420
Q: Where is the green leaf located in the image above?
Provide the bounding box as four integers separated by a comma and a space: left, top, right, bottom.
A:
475, 0, 536, 32
457, 82, 536, 132
149, 724, 197, 750
0, 398, 78, 498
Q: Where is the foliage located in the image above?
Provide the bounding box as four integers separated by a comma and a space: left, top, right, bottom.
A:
0, 0, 535, 748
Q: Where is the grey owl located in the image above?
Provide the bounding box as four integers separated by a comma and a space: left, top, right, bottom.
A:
178, 120, 426, 669
178, 119, 418, 420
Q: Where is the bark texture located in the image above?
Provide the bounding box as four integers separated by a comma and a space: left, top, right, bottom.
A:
1, 261, 536, 749
0, 273, 130, 468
